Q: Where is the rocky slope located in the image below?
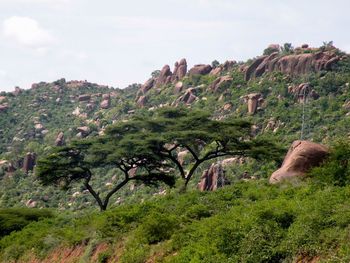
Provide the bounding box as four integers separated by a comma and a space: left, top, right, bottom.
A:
0, 43, 350, 210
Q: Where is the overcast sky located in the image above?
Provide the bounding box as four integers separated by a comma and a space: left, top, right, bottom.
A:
0, 0, 349, 92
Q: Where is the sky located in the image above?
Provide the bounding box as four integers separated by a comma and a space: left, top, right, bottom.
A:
0, 0, 349, 92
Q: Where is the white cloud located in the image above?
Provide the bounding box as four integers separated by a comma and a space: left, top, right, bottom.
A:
3, 16, 55, 48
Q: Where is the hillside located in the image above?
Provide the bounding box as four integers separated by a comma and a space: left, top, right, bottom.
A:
0, 42, 350, 262
0, 43, 350, 210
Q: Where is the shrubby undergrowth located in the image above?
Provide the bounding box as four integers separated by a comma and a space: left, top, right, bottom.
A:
2, 174, 350, 262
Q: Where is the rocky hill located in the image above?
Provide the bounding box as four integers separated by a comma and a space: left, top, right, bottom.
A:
1, 42, 350, 262
0, 43, 350, 210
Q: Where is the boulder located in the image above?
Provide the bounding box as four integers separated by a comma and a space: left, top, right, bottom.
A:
25, 199, 37, 208
136, 95, 147, 107
243, 93, 262, 114
34, 123, 44, 131
177, 150, 189, 166
189, 64, 212, 76
209, 75, 233, 92
209, 67, 222, 76
222, 103, 233, 111
198, 163, 229, 191
174, 81, 184, 93
55, 131, 65, 146
23, 152, 36, 173
175, 88, 197, 105
0, 104, 9, 112
288, 83, 319, 103
171, 58, 187, 82
13, 86, 22, 96
78, 94, 91, 102
269, 140, 329, 183
100, 99, 110, 109
77, 126, 91, 137
102, 93, 110, 100
139, 78, 155, 95
155, 65, 172, 87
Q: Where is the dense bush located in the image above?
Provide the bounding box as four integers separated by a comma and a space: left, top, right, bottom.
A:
0, 208, 53, 238
309, 140, 350, 186
2, 180, 350, 262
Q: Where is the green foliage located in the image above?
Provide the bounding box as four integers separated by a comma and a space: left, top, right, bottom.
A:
2, 180, 350, 262
0, 208, 53, 238
309, 140, 350, 186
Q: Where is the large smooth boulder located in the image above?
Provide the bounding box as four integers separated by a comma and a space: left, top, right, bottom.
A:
189, 64, 212, 76
139, 78, 155, 95
269, 140, 329, 183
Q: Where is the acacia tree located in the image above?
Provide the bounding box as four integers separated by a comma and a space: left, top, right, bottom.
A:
105, 107, 282, 188
36, 140, 175, 211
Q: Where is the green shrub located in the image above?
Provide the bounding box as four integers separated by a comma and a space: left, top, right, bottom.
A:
309, 140, 350, 186
0, 208, 53, 238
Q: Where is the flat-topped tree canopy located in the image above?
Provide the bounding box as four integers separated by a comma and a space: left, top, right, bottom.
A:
105, 107, 283, 187
36, 138, 175, 211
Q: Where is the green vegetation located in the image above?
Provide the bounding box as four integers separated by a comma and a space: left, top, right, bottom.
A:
0, 44, 350, 261
1, 173, 350, 262
0, 208, 53, 238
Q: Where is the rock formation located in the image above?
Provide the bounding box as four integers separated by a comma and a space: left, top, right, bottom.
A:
100, 94, 111, 109
210, 60, 236, 76
270, 140, 329, 183
174, 88, 197, 105
55, 131, 65, 146
23, 152, 36, 173
137, 59, 187, 98
288, 83, 319, 103
188, 64, 212, 76
78, 94, 91, 102
171, 58, 187, 82
242, 93, 263, 114
13, 86, 22, 96
245, 50, 340, 81
76, 126, 91, 137
209, 75, 233, 92
0, 104, 9, 112
174, 81, 184, 93
136, 95, 147, 107
139, 78, 155, 95
177, 150, 189, 166
155, 65, 172, 87
198, 163, 229, 191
